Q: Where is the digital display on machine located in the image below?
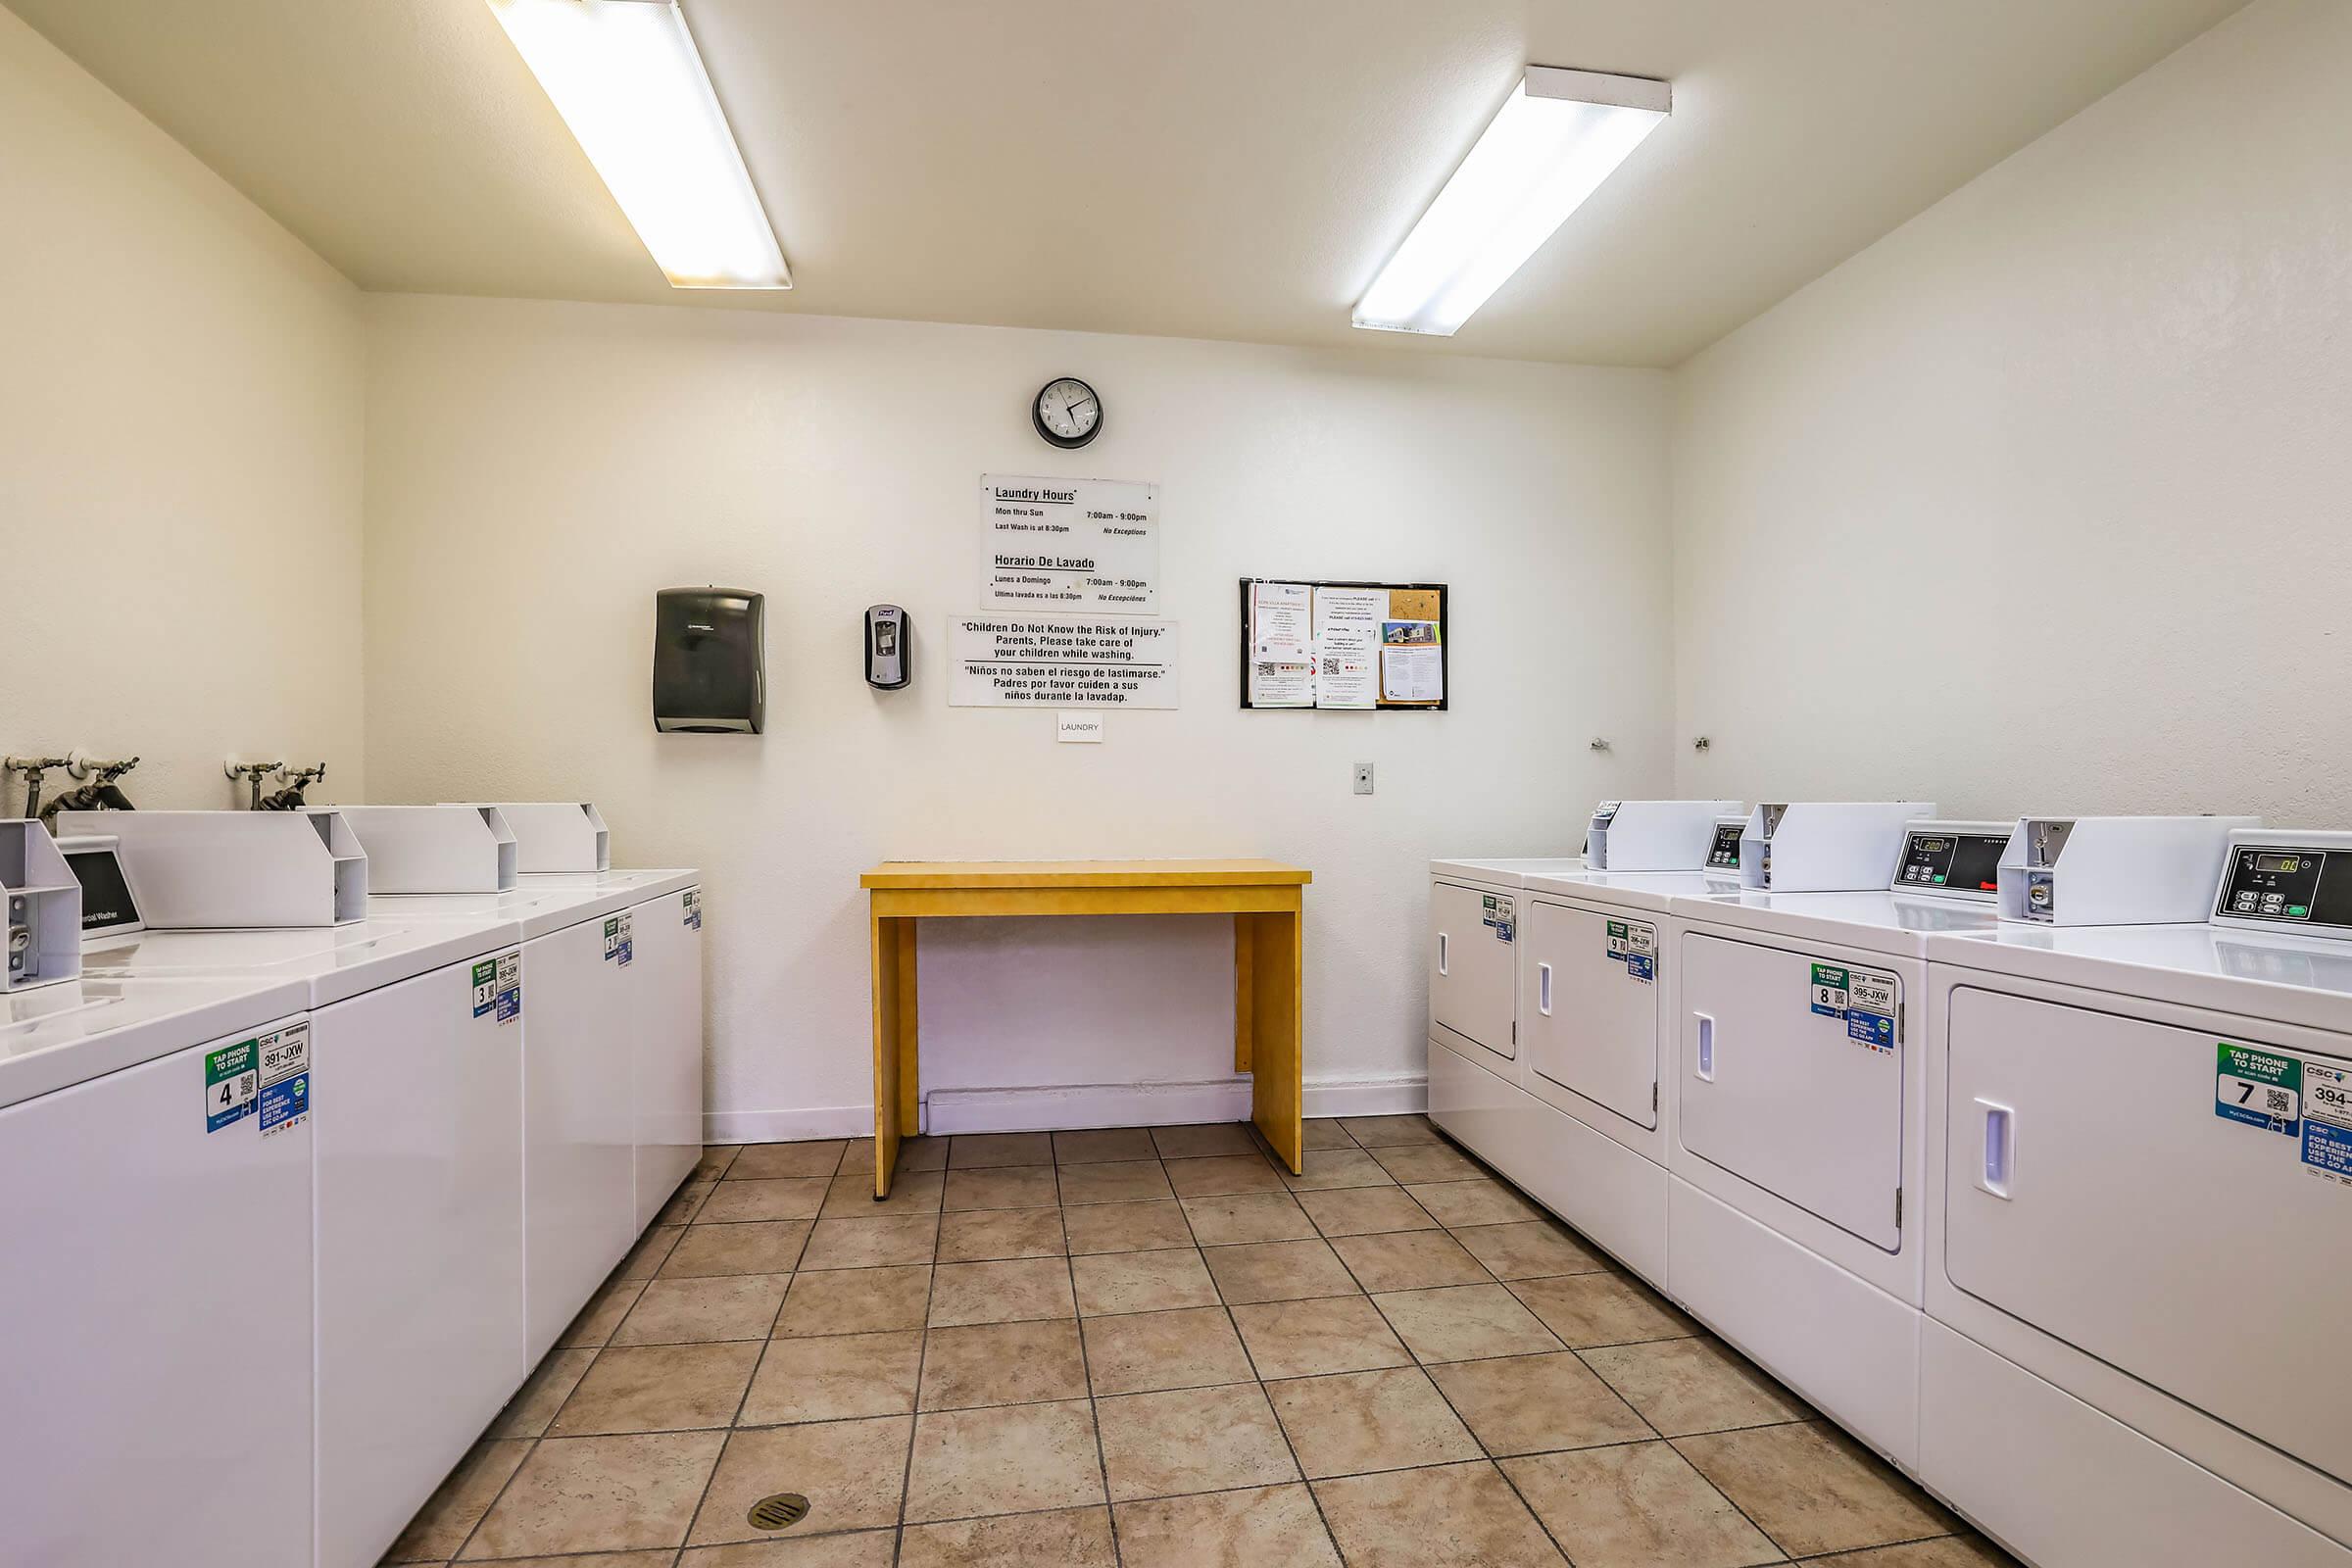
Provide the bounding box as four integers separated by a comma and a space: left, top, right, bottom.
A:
64, 848, 141, 933
1705, 822, 1742, 870
2218, 847, 2351, 927
1895, 831, 2008, 895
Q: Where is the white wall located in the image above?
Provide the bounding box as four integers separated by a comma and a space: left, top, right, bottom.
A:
1671, 0, 2352, 823
0, 10, 367, 813
362, 296, 1675, 1137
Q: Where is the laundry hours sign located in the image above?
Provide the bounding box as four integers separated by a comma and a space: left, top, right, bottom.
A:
979, 474, 1158, 613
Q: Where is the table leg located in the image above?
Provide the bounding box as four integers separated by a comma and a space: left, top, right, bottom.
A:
1243, 906, 1303, 1173
1233, 915, 1254, 1074
870, 911, 921, 1199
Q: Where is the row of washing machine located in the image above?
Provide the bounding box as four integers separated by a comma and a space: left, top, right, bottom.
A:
0, 803, 704, 1568
1428, 800, 2351, 1568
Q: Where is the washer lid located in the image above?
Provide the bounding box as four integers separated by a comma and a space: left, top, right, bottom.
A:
368, 883, 637, 941
1525, 868, 1728, 915
1428, 857, 1586, 889
79, 917, 518, 1007
1675, 888, 2001, 957
521, 866, 696, 902
1928, 922, 2352, 1033
0, 974, 310, 1108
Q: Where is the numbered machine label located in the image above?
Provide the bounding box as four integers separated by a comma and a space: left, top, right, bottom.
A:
1808, 962, 1898, 1053
683, 889, 702, 930
471, 952, 522, 1025
2216, 1042, 2301, 1135
204, 1037, 260, 1133
604, 912, 635, 966
2217, 1042, 2352, 1190
256, 1021, 311, 1139
1482, 894, 1515, 944
1604, 919, 1657, 984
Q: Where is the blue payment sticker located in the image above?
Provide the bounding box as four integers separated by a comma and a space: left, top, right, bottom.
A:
1626, 954, 1655, 985
1847, 1011, 1895, 1053
259, 1072, 309, 1137
2303, 1119, 2352, 1185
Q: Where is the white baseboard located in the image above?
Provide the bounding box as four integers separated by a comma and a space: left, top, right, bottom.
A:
705, 1072, 1429, 1145
705, 1104, 873, 1144
925, 1078, 1252, 1135
1302, 1072, 1429, 1118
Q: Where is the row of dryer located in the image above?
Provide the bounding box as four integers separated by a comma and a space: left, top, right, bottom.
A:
1428, 800, 2350, 1568
0, 803, 704, 1568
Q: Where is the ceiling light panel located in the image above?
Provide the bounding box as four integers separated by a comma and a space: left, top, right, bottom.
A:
488, 0, 790, 289
1354, 66, 1669, 337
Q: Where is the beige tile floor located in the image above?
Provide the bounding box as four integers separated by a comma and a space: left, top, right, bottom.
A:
387, 1116, 2020, 1567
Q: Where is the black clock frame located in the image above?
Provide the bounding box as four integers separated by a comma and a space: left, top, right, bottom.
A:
1032, 377, 1103, 450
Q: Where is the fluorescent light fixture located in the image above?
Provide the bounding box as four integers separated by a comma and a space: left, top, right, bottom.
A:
488, 0, 789, 289
1353, 66, 1668, 336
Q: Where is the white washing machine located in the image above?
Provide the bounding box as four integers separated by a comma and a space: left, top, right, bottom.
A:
0, 973, 315, 1568
1919, 827, 2350, 1567
72, 855, 527, 1568
374, 881, 647, 1360
1658, 805, 1968, 1469
521, 868, 705, 1227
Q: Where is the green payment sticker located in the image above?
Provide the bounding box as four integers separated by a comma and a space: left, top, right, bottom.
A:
1809, 962, 1849, 1018
205, 1039, 259, 1133
2217, 1042, 2301, 1135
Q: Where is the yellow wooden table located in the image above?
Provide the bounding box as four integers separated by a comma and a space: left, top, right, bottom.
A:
860, 858, 1311, 1197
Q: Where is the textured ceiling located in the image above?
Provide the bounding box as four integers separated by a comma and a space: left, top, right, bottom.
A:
8, 0, 2246, 365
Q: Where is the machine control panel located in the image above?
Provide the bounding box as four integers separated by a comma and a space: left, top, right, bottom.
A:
1705, 821, 1742, 871
2216, 846, 2352, 930
62, 844, 142, 936
1895, 830, 2009, 898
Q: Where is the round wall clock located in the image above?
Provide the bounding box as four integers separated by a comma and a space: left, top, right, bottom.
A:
1033, 376, 1102, 449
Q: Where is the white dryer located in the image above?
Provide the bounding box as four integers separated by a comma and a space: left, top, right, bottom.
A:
1659, 808, 2003, 1471
1502, 865, 1737, 1281
377, 881, 648, 1360
521, 868, 705, 1227
1919, 827, 2351, 1568
74, 882, 526, 1568
1426, 858, 1586, 1076
0, 974, 315, 1568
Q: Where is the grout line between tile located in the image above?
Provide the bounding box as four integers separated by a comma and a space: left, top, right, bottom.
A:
1063, 1217, 1123, 1566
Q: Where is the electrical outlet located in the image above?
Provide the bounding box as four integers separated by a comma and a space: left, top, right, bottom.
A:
1352, 762, 1375, 796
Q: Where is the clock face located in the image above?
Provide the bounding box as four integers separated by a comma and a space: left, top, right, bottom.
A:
1034, 377, 1102, 448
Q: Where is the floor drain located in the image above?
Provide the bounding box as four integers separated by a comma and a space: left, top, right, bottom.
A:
747, 1493, 810, 1532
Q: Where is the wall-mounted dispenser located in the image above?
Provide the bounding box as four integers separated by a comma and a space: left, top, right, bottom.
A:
654, 587, 764, 733
865, 604, 909, 690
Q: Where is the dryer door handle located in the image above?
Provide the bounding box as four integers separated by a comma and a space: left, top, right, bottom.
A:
1977, 1100, 2016, 1199
1437, 931, 1449, 977
1538, 962, 1553, 1016
1694, 1012, 1717, 1081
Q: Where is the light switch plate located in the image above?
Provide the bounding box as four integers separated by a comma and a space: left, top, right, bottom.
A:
1352, 762, 1375, 796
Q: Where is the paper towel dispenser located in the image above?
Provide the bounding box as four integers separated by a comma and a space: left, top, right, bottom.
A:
654, 587, 764, 733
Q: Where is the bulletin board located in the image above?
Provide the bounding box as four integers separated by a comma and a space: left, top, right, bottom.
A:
1237, 578, 1449, 711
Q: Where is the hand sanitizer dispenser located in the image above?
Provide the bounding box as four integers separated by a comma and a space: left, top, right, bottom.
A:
865, 605, 909, 690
